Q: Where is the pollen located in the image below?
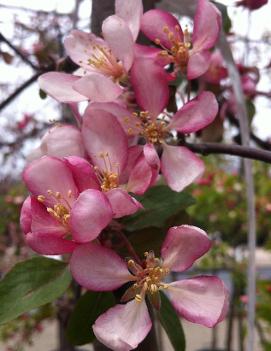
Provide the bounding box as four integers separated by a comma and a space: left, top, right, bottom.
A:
94, 152, 120, 192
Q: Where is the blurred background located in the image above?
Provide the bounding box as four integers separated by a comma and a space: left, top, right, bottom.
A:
0, 0, 271, 350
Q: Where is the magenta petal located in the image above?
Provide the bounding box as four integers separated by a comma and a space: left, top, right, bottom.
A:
187, 50, 211, 80
134, 44, 168, 66
169, 91, 218, 133
30, 197, 66, 236
93, 300, 152, 351
26, 232, 77, 255
82, 107, 128, 174
127, 154, 153, 195
38, 72, 87, 102
23, 156, 78, 206
105, 188, 142, 218
120, 145, 142, 185
141, 9, 183, 48
161, 145, 204, 192
102, 15, 134, 71
64, 29, 107, 71
71, 189, 113, 243
161, 225, 211, 272
73, 73, 122, 102
70, 242, 133, 291
65, 156, 100, 192
168, 276, 229, 327
131, 59, 169, 118
192, 0, 221, 51
115, 0, 143, 41
20, 196, 32, 234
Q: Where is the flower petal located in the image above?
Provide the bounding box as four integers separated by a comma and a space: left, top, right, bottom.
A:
28, 124, 86, 161
23, 156, 78, 207
131, 58, 169, 118
192, 0, 221, 51
141, 9, 183, 48
161, 225, 211, 272
102, 15, 134, 71
115, 0, 143, 41
161, 145, 204, 192
38, 72, 87, 102
20, 196, 32, 234
93, 300, 152, 351
134, 44, 168, 66
167, 276, 229, 327
30, 197, 66, 236
82, 107, 128, 174
73, 73, 122, 102
65, 156, 100, 192
127, 154, 153, 195
26, 232, 77, 255
105, 188, 142, 218
70, 242, 133, 291
169, 91, 218, 133
64, 29, 107, 71
70, 189, 113, 243
187, 50, 211, 80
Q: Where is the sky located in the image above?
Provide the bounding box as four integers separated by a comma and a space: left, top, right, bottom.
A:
0, 0, 270, 176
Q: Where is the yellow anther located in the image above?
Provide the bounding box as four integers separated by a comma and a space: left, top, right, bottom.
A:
163, 26, 169, 33
37, 195, 45, 202
135, 294, 142, 303
47, 190, 53, 195
128, 259, 135, 267
55, 192, 61, 199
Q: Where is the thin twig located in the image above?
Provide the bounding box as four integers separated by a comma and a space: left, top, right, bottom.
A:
116, 230, 141, 264
184, 141, 271, 163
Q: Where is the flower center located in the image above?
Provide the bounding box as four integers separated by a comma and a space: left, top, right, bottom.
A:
94, 152, 120, 192
155, 25, 191, 73
86, 45, 125, 80
124, 251, 170, 303
37, 190, 72, 226
124, 111, 168, 144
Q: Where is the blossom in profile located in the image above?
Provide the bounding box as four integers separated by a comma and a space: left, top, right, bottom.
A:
236, 0, 268, 10
141, 0, 221, 79
38, 0, 143, 103
20, 156, 114, 255
70, 225, 229, 351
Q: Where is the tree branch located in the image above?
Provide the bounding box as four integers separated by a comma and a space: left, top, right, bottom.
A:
184, 141, 271, 163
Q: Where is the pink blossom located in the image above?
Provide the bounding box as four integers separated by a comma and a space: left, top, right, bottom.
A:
81, 106, 156, 217
38, 0, 143, 103
27, 124, 86, 162
236, 0, 268, 10
88, 59, 218, 192
141, 0, 221, 79
20, 156, 114, 255
70, 225, 229, 350
201, 50, 228, 84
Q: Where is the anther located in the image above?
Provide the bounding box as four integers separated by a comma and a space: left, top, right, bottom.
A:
37, 195, 45, 202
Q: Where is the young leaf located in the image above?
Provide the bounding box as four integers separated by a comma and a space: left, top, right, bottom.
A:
122, 185, 194, 231
0, 257, 71, 324
67, 291, 115, 345
159, 292, 186, 351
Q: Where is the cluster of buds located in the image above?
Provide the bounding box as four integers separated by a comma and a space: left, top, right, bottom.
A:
20, 0, 229, 349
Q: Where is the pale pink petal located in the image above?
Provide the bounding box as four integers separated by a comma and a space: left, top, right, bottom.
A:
70, 189, 113, 243
23, 156, 78, 207
168, 276, 229, 327
38, 72, 87, 102
120, 146, 142, 185
115, 0, 143, 41
30, 197, 66, 236
192, 0, 221, 51
28, 124, 86, 162
64, 29, 107, 72
102, 15, 134, 71
93, 300, 152, 351
134, 44, 169, 66
131, 59, 169, 118
26, 232, 77, 255
65, 156, 100, 192
105, 188, 142, 218
82, 107, 128, 174
20, 196, 32, 234
141, 9, 183, 48
70, 242, 133, 291
169, 91, 218, 133
161, 225, 211, 272
73, 73, 122, 102
143, 143, 160, 186
187, 51, 211, 80
161, 145, 204, 192
127, 154, 153, 195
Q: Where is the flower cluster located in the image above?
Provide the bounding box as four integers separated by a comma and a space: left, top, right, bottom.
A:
20, 0, 229, 349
